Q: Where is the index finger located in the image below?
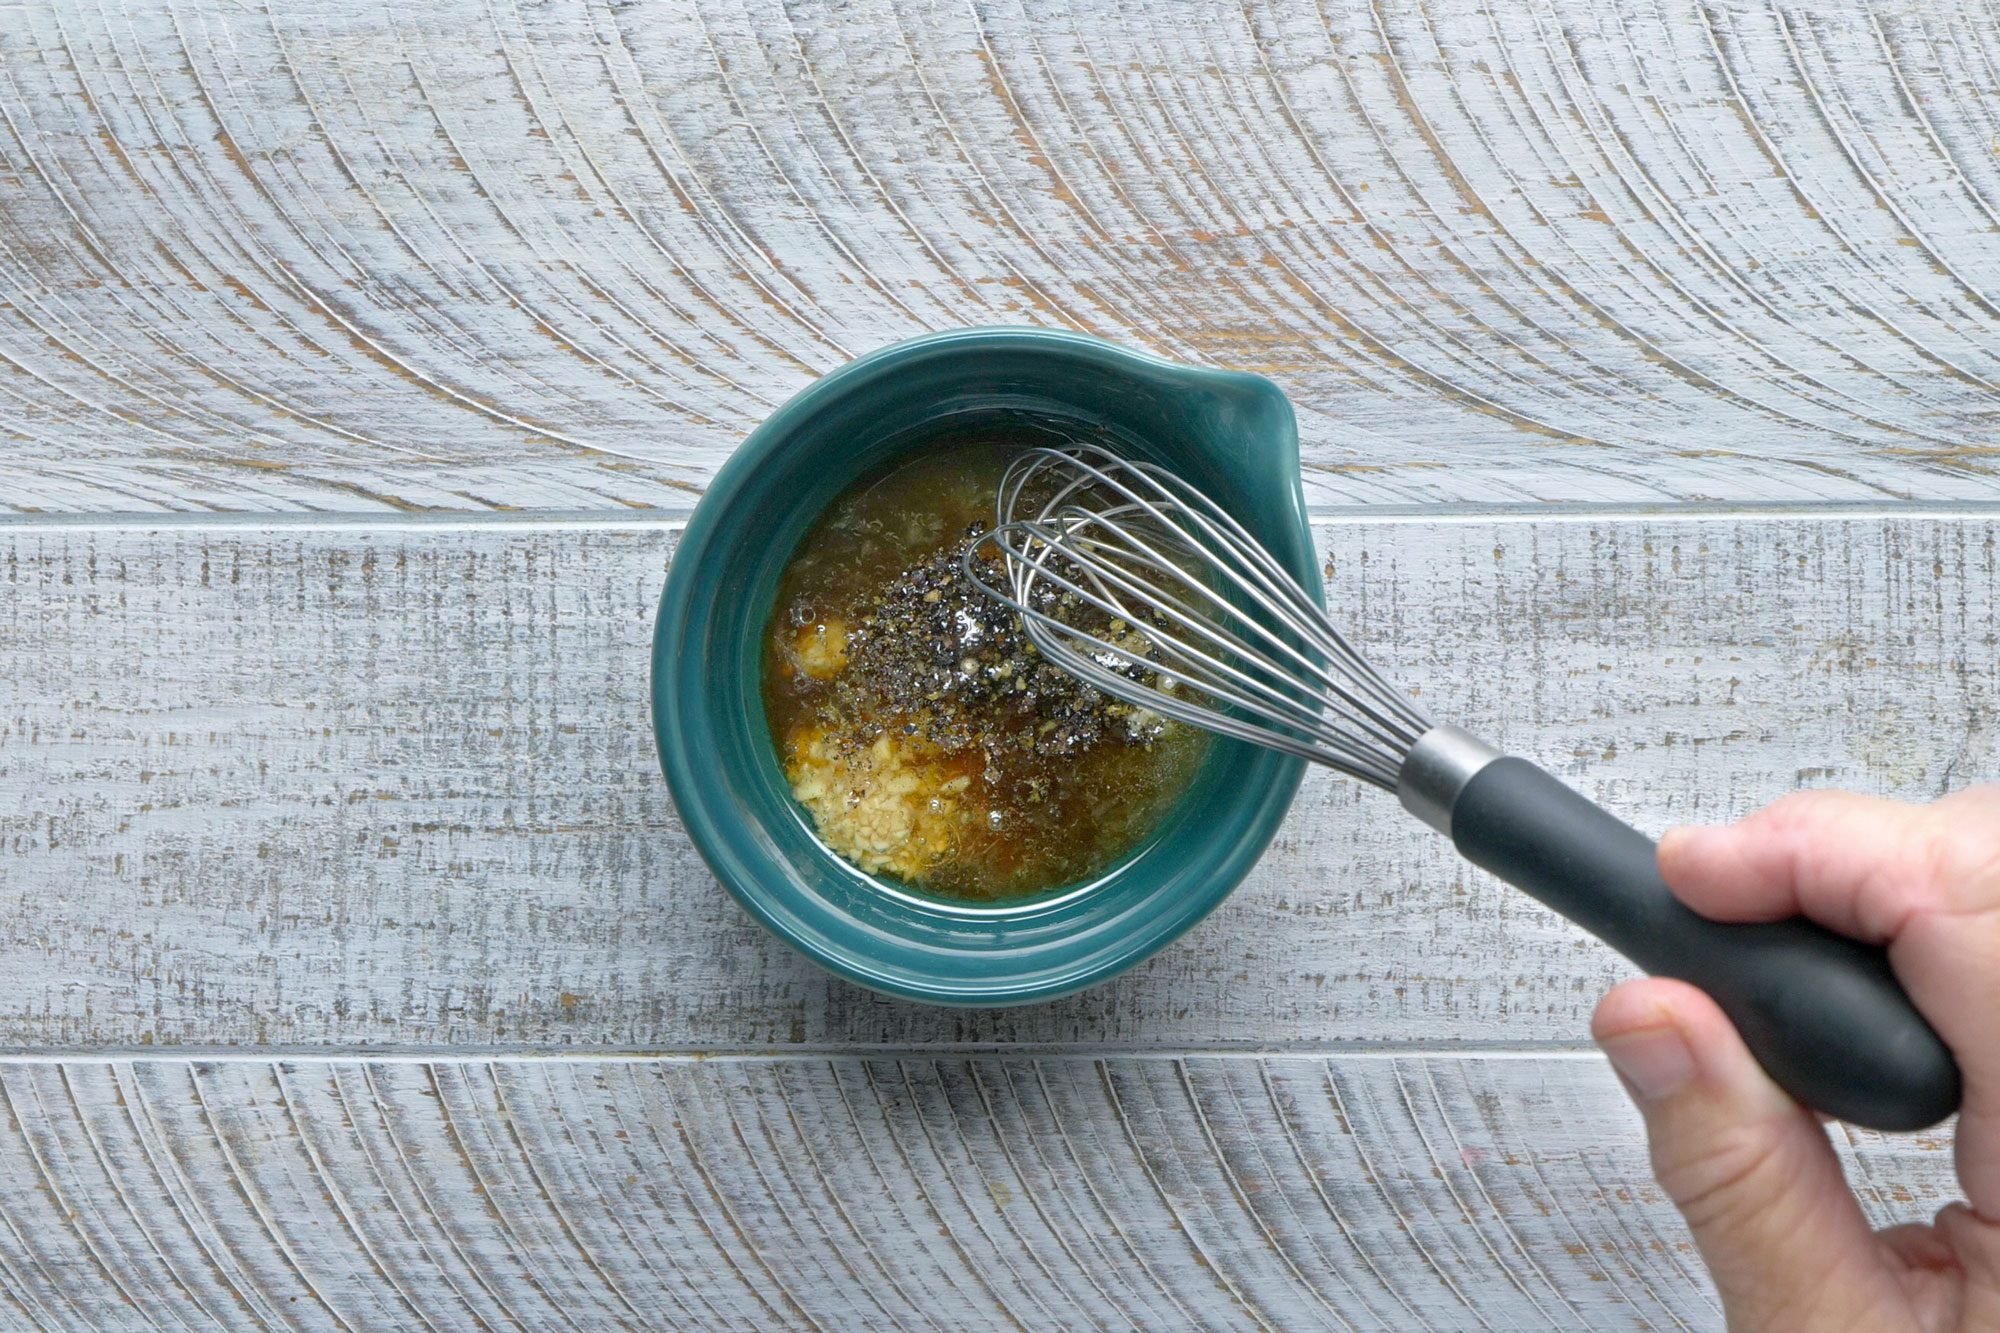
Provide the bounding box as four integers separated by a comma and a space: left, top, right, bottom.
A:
1658, 785, 2000, 1214
1657, 788, 1993, 941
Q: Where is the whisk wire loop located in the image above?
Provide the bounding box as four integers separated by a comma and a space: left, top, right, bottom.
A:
1026, 449, 1429, 750
978, 517, 1390, 772
965, 445, 1431, 791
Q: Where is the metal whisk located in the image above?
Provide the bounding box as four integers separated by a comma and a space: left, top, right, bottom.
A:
973, 445, 1431, 791
965, 444, 1957, 1133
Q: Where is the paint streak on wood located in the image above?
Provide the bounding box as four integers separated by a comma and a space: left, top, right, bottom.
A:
1, 514, 1992, 1051
0, 1055, 1960, 1329
3, 1, 2000, 513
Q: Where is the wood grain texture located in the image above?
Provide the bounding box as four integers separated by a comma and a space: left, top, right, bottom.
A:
7, 2, 1998, 1323
3, 511, 1992, 1051
0, 1052, 1960, 1330
6, 0, 2000, 514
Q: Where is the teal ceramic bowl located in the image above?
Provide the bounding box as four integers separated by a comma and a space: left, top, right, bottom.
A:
651, 327, 1315, 1005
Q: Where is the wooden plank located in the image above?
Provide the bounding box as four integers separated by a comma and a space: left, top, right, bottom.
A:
5, 0, 2000, 513
0, 1052, 1961, 1330
2, 510, 1993, 1051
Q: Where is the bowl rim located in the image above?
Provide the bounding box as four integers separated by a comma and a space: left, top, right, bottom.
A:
651, 325, 1312, 1005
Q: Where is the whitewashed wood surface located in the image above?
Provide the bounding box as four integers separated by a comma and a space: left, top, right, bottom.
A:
5, 0, 2000, 1327
4, 511, 1992, 1328
7, 0, 2000, 513
5, 512, 1997, 1050
0, 1054, 1966, 1331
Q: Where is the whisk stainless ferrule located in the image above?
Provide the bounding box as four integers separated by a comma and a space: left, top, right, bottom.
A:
967, 444, 1959, 1133
1395, 725, 1503, 837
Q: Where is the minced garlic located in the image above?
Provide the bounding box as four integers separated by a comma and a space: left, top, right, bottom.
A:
760, 439, 1206, 901
793, 618, 848, 679
783, 726, 969, 879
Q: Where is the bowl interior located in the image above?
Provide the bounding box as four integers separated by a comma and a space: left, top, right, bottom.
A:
653, 328, 1314, 1004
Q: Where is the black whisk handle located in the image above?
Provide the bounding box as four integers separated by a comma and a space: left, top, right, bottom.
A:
1448, 757, 1961, 1132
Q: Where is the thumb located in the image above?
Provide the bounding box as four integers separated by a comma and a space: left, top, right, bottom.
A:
1593, 978, 1904, 1330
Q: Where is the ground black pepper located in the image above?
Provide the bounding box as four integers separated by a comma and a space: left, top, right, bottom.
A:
832, 524, 1170, 779
761, 435, 1206, 901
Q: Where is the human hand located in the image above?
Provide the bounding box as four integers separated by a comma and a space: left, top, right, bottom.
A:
1591, 786, 2000, 1332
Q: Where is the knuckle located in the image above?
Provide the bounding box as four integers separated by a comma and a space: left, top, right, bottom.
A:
1941, 793, 2000, 901
1773, 789, 1833, 815
1917, 793, 2000, 912
1748, 790, 1823, 834
1651, 1122, 1793, 1237
1743, 791, 1847, 854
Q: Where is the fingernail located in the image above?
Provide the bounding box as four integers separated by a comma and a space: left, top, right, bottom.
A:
1602, 1026, 1696, 1103
1656, 825, 1714, 864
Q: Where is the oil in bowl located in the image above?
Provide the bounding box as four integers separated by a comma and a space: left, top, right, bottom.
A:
761, 434, 1208, 904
